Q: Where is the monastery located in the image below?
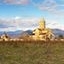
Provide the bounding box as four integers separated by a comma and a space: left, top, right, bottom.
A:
32, 18, 55, 41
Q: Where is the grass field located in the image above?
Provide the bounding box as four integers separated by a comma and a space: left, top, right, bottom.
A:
0, 41, 64, 64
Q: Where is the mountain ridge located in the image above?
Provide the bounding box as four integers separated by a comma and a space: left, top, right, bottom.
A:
0, 29, 64, 38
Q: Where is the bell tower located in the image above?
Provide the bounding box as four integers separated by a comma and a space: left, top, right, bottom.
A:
39, 18, 45, 30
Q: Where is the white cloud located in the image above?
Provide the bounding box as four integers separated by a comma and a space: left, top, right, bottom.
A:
0, 17, 64, 32
31, 0, 64, 16
46, 19, 64, 30
2, 0, 30, 5
0, 17, 39, 31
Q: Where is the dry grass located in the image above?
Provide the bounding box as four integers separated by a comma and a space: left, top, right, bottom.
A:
0, 41, 64, 64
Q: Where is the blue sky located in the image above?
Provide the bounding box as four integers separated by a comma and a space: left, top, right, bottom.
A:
0, 0, 64, 31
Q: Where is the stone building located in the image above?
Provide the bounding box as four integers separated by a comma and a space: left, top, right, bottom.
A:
0, 32, 10, 41
32, 18, 55, 41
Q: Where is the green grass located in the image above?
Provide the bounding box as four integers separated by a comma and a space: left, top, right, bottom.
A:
0, 41, 64, 64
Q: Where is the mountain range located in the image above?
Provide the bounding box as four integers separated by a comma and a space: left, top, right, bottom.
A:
0, 29, 64, 38
52, 29, 64, 36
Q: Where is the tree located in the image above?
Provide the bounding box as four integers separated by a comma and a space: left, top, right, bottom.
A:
58, 35, 63, 39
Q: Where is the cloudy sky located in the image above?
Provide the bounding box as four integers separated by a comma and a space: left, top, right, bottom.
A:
0, 0, 64, 31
